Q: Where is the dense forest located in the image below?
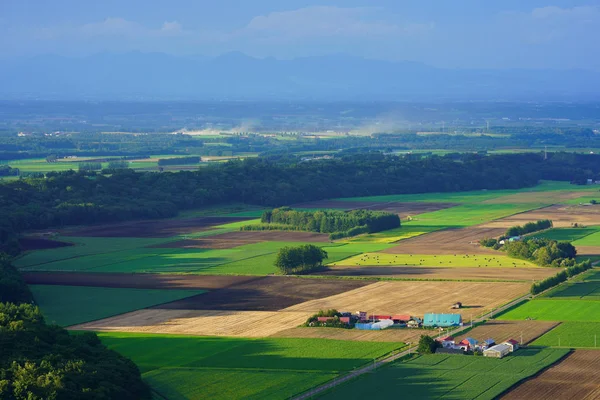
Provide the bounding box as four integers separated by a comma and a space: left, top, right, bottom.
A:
0, 255, 150, 399
2, 152, 600, 252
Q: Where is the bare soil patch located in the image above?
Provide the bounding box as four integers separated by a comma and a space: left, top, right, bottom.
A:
62, 216, 253, 238
455, 320, 559, 344
69, 309, 312, 337
318, 266, 557, 281
574, 246, 600, 255
483, 204, 600, 228
152, 230, 331, 249
502, 350, 600, 400
383, 227, 506, 255
284, 281, 529, 322
22, 273, 370, 311
291, 200, 457, 218
18, 237, 73, 251
271, 327, 424, 342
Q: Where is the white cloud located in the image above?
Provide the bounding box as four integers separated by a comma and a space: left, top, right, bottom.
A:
243, 6, 433, 39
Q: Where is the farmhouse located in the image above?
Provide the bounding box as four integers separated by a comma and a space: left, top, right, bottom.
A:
436, 336, 455, 348
483, 344, 511, 359
504, 339, 520, 352
423, 313, 462, 328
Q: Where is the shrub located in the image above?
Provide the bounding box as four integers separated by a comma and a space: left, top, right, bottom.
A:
417, 335, 438, 354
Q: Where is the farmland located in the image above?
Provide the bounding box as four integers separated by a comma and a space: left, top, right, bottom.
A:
502, 350, 600, 400
96, 333, 403, 399
284, 281, 530, 321
454, 320, 560, 345
497, 300, 600, 322
541, 281, 600, 300
30, 284, 205, 327
532, 322, 600, 348
320, 348, 569, 400
331, 253, 537, 268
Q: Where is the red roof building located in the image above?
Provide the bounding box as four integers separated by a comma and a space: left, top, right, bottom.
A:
392, 314, 411, 322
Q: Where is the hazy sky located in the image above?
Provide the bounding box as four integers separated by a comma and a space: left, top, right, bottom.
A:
1, 1, 599, 70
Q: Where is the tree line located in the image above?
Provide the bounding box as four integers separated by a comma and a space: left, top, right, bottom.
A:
258, 208, 400, 239
2, 152, 600, 253
503, 238, 577, 267
531, 260, 593, 295
0, 255, 150, 399
505, 220, 553, 238
274, 244, 328, 275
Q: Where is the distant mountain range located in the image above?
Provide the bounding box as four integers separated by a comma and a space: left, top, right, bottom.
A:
1, 52, 599, 101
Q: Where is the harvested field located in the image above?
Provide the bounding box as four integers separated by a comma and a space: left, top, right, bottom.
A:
271, 327, 423, 343
483, 204, 600, 228
502, 350, 600, 400
152, 230, 331, 249
22, 273, 370, 311
318, 265, 557, 281
18, 237, 73, 251
284, 281, 530, 321
69, 309, 312, 337
62, 216, 253, 238
291, 200, 457, 218
482, 190, 588, 205
574, 246, 600, 255
454, 320, 559, 344
383, 227, 506, 255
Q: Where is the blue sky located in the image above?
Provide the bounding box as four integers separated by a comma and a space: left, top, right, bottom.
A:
1, 1, 599, 70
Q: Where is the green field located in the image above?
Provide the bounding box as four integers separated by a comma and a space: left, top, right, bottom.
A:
573, 230, 600, 247
331, 253, 538, 268
343, 226, 440, 243
532, 322, 600, 348
532, 226, 600, 242
31, 285, 204, 326
541, 281, 600, 300
98, 333, 404, 400
320, 348, 569, 400
497, 300, 600, 322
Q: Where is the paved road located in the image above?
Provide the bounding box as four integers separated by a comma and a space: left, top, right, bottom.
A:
292, 293, 532, 400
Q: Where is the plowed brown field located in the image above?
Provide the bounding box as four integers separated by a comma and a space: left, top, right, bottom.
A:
61, 216, 253, 237
318, 265, 557, 281
383, 227, 506, 255
69, 309, 312, 337
502, 350, 600, 400
283, 281, 529, 321
483, 204, 600, 228
454, 320, 559, 344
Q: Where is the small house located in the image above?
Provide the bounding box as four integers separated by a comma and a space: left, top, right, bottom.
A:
504, 339, 520, 352
407, 317, 422, 328
436, 336, 455, 348
451, 302, 462, 309
392, 314, 411, 323
339, 317, 351, 324
459, 337, 478, 351
484, 344, 511, 359
317, 317, 334, 322
423, 313, 463, 328
369, 315, 392, 321
481, 338, 496, 350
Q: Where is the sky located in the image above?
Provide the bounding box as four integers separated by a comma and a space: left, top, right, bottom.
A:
1, 0, 599, 70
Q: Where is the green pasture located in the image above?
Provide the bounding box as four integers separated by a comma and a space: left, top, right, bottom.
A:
497, 300, 600, 322
532, 322, 600, 348
321, 348, 569, 400
564, 195, 600, 205
337, 181, 585, 204
573, 230, 600, 247
531, 226, 600, 242
98, 333, 403, 400
541, 280, 600, 300
31, 285, 204, 327
331, 253, 538, 268
343, 226, 439, 244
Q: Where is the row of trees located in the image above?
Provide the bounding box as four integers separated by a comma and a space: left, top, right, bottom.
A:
505, 219, 553, 237
531, 260, 593, 294
274, 244, 328, 275
0, 254, 150, 399
260, 208, 400, 236
2, 152, 600, 252
503, 238, 577, 266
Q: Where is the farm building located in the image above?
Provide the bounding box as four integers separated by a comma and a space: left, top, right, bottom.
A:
504, 339, 520, 352
407, 317, 422, 328
423, 313, 462, 328
483, 344, 511, 359
392, 314, 411, 323
436, 336, 455, 348
482, 338, 496, 349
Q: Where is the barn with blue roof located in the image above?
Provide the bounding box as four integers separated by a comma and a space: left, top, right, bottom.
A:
423, 313, 462, 327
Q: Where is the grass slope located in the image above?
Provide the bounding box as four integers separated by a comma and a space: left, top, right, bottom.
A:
98, 333, 403, 400
31, 285, 204, 326
321, 348, 569, 400
532, 322, 600, 348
